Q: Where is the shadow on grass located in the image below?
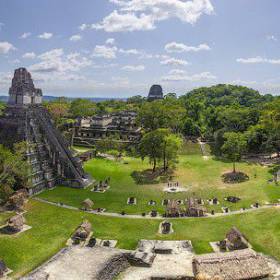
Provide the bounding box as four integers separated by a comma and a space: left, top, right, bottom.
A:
268, 164, 280, 176
222, 171, 249, 184
131, 168, 173, 185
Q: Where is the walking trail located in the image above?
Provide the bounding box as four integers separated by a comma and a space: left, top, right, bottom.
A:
198, 138, 210, 160
33, 197, 280, 220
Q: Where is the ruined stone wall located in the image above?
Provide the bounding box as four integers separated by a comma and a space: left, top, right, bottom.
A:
97, 254, 130, 280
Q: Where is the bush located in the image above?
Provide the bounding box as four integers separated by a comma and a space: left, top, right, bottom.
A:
222, 171, 249, 183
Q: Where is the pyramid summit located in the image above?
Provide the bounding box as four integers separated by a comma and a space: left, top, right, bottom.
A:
8, 67, 42, 106
0, 68, 90, 194
147, 84, 164, 101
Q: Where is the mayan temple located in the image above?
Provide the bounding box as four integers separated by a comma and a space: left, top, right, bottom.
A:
0, 68, 90, 195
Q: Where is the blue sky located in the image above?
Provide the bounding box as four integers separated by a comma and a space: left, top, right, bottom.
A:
0, 0, 280, 97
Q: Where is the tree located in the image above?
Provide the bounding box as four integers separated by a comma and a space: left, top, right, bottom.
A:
137, 100, 186, 133
127, 95, 145, 105
46, 100, 70, 126
222, 132, 247, 173
139, 129, 166, 172
139, 129, 182, 172
0, 143, 29, 202
260, 99, 280, 156
164, 92, 177, 100
94, 135, 124, 154
162, 133, 183, 171
137, 100, 170, 131
70, 99, 97, 117
0, 102, 5, 116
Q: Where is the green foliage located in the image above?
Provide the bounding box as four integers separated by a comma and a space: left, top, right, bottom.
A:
0, 102, 6, 116
137, 99, 186, 133
45, 98, 70, 126
43, 83, 279, 157
70, 98, 97, 117
181, 84, 272, 107
162, 133, 183, 170
94, 135, 125, 154
139, 129, 166, 171
0, 143, 29, 201
127, 95, 145, 105
222, 132, 247, 172
140, 129, 182, 171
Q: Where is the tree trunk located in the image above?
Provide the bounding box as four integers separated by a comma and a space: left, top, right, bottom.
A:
153, 158, 156, 172
163, 143, 167, 171
233, 162, 236, 173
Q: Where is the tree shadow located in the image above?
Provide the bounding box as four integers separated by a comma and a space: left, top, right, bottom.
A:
222, 171, 249, 184
131, 168, 173, 185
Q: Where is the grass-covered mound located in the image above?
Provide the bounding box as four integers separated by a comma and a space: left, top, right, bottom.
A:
38, 150, 279, 214
1, 200, 280, 278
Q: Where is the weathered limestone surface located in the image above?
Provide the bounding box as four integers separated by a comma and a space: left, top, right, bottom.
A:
0, 68, 90, 194
147, 85, 164, 101
21, 246, 130, 280
8, 68, 42, 105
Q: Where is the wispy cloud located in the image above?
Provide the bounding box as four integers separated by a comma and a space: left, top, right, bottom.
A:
162, 69, 216, 82
38, 32, 53, 39
237, 56, 280, 64
20, 32, 31, 39
121, 65, 145, 71
70, 35, 82, 42
92, 45, 118, 59
160, 57, 189, 66
266, 35, 277, 42
0, 41, 16, 54
106, 38, 116, 45
22, 52, 36, 59
165, 42, 211, 53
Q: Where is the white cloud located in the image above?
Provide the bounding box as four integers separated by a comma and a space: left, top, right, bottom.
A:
165, 42, 211, 53
20, 32, 31, 39
70, 34, 82, 42
79, 23, 89, 31
230, 79, 257, 86
29, 49, 92, 81
266, 35, 277, 42
160, 57, 189, 66
106, 38, 116, 45
9, 59, 21, 64
92, 63, 118, 69
0, 41, 16, 54
92, 11, 155, 32
119, 48, 141, 55
237, 56, 280, 65
0, 72, 12, 89
91, 0, 214, 32
162, 70, 216, 81
38, 32, 53, 39
22, 52, 36, 59
92, 45, 118, 59
169, 69, 186, 75
121, 65, 145, 71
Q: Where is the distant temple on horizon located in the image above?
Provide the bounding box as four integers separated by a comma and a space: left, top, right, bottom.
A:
0, 68, 90, 194
147, 84, 164, 101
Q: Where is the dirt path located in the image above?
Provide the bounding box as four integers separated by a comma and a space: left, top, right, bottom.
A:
198, 139, 210, 160
33, 197, 280, 220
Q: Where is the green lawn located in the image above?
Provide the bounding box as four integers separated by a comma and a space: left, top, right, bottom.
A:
0, 212, 13, 226
38, 150, 279, 214
1, 200, 280, 278
2, 142, 279, 278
